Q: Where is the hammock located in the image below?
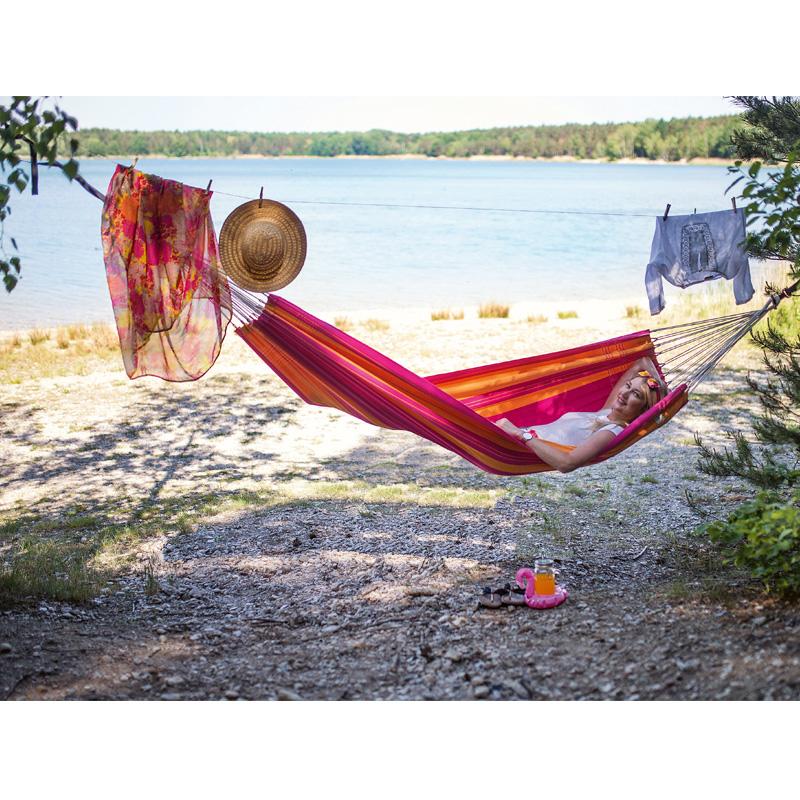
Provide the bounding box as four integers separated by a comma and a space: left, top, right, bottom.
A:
225, 284, 797, 476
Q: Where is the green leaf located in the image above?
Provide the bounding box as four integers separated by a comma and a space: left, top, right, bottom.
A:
62, 159, 78, 180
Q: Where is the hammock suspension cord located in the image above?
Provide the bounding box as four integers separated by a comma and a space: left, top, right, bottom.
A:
651, 280, 799, 390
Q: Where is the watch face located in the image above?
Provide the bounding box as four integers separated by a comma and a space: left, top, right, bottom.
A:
522, 431, 533, 441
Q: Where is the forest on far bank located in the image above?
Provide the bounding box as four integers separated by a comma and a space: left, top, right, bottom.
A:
65, 115, 741, 161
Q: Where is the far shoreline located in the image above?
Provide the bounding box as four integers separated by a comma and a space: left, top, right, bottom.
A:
75, 153, 735, 167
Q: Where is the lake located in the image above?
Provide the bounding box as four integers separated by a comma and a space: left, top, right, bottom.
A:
0, 157, 742, 330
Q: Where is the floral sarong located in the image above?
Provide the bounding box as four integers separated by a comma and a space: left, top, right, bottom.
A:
101, 165, 231, 380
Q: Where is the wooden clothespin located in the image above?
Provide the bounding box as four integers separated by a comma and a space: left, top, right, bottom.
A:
732, 197, 737, 213
206, 180, 213, 192
130, 157, 139, 171
694, 208, 697, 215
663, 203, 671, 221
259, 186, 264, 208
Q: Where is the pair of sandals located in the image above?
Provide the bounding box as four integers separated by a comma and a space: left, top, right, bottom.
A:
478, 583, 526, 609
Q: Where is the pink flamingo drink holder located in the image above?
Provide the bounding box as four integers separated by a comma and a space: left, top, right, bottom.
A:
516, 567, 568, 609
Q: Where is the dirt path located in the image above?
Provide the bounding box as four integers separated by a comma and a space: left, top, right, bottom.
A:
2, 325, 799, 700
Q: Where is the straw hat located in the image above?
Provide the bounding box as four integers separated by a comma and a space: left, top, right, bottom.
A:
218, 199, 307, 292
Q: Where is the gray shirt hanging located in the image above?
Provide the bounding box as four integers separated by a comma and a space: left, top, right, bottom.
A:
644, 207, 754, 315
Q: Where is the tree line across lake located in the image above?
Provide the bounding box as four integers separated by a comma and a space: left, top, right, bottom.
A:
66, 115, 741, 161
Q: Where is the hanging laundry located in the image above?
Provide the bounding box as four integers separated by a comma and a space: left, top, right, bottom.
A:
644, 207, 754, 315
101, 165, 231, 380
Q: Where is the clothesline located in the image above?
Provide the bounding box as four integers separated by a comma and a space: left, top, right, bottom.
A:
210, 188, 657, 218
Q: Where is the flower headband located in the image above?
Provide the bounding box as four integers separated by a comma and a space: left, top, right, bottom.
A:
637, 370, 660, 392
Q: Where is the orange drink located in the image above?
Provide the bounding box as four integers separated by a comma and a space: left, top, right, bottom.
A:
533, 558, 556, 595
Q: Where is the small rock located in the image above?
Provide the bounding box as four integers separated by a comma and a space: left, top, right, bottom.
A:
224, 689, 240, 700
752, 616, 767, 626
277, 688, 302, 701
164, 676, 184, 687
505, 679, 530, 699
473, 685, 490, 699
444, 648, 463, 663
0, 642, 12, 655
160, 692, 182, 701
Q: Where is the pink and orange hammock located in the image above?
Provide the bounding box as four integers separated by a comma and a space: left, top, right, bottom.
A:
236, 295, 689, 476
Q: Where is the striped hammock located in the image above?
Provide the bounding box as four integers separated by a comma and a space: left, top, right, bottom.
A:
235, 295, 689, 475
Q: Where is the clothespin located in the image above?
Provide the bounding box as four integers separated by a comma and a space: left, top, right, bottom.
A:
732, 197, 737, 213
130, 157, 139, 171
206, 180, 213, 192
663, 203, 671, 221
259, 187, 264, 209
693, 208, 697, 215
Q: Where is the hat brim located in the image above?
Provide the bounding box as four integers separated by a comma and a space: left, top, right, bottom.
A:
219, 199, 307, 293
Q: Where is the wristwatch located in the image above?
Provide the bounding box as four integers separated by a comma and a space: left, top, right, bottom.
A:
520, 431, 534, 442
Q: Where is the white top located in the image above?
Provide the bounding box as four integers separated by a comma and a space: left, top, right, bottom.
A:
523, 409, 625, 447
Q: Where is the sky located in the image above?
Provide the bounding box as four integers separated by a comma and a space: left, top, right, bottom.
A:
55, 96, 738, 133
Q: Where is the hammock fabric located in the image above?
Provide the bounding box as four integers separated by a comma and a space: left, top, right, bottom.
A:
101, 165, 231, 381
236, 295, 688, 476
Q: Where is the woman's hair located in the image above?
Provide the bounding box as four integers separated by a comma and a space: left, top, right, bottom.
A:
636, 370, 667, 411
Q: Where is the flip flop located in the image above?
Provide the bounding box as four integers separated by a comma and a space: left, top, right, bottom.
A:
499, 583, 527, 606
478, 586, 503, 609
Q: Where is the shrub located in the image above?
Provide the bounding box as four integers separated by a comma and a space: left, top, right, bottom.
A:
557, 310, 578, 320
625, 305, 642, 318
28, 328, 50, 345
363, 318, 389, 332
478, 302, 509, 319
334, 316, 353, 331
527, 314, 548, 324
431, 308, 464, 321
701, 490, 800, 597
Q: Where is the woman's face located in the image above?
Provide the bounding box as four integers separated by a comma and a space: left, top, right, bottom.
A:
611, 376, 650, 422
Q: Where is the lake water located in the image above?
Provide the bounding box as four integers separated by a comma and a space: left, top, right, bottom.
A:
0, 157, 742, 330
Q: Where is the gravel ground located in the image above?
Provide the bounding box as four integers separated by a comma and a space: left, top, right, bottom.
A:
1, 319, 799, 700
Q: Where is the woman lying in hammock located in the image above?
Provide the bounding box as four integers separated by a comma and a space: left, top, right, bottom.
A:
494, 357, 666, 473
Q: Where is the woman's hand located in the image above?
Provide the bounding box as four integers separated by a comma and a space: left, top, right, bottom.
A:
494, 417, 523, 439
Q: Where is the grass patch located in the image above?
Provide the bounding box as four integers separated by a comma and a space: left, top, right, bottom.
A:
625, 305, 642, 318
67, 323, 90, 340
557, 310, 578, 320
478, 302, 510, 319
431, 308, 464, 321
0, 537, 103, 605
288, 479, 502, 508
28, 328, 51, 346
334, 316, 353, 331
0, 486, 283, 605
640, 475, 658, 484
362, 318, 389, 332
527, 314, 548, 324
0, 322, 120, 383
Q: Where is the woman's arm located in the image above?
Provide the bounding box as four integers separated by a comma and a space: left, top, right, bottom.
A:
602, 355, 660, 410
495, 418, 615, 473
